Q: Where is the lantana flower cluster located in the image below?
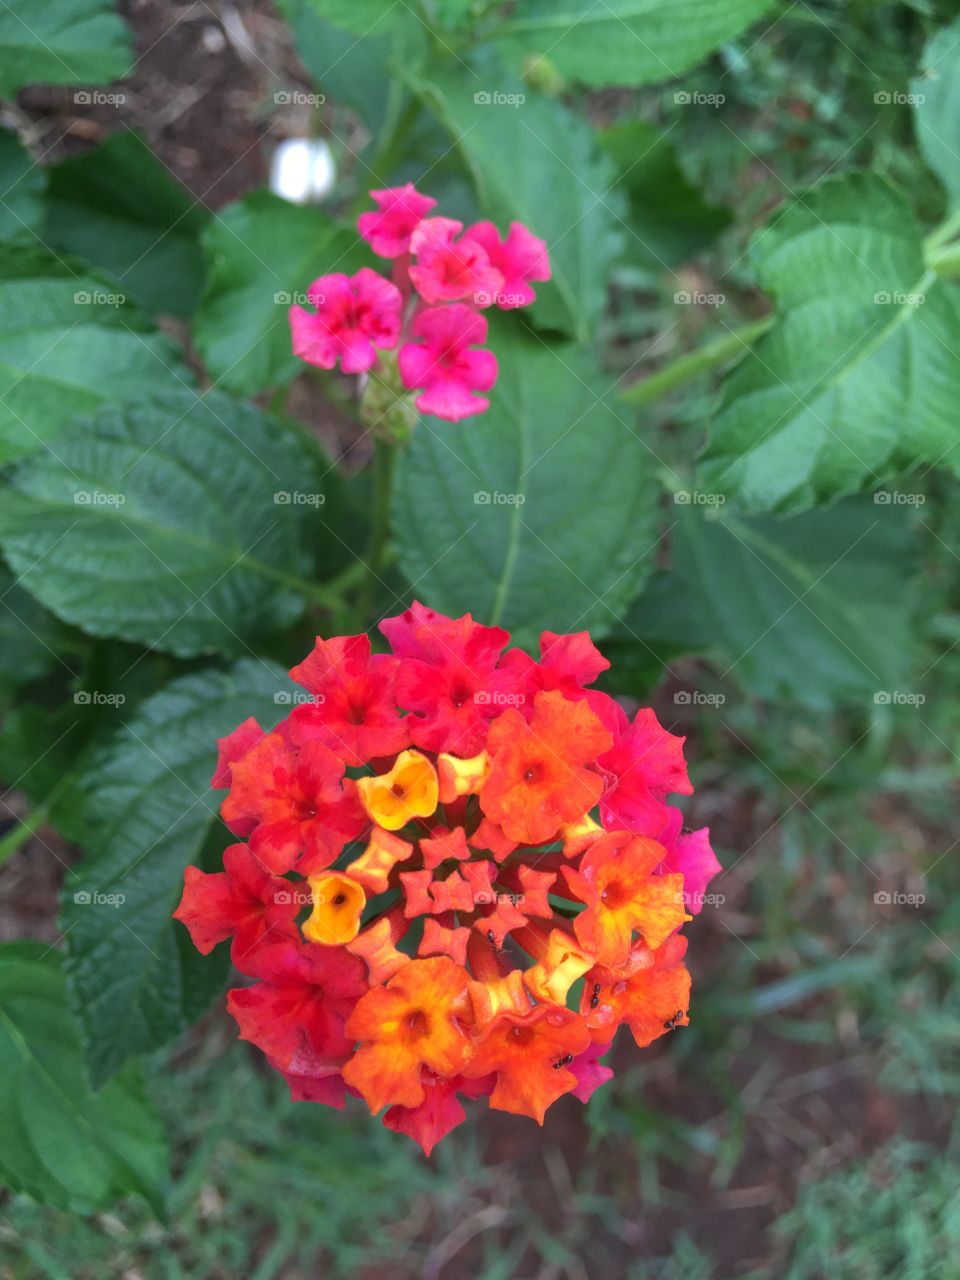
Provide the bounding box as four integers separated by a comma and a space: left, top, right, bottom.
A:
175, 603, 720, 1155
288, 183, 551, 422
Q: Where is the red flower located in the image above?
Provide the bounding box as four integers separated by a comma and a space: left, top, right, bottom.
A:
398, 304, 497, 422
221, 733, 367, 874
393, 612, 509, 754
462, 220, 551, 308
287, 633, 409, 766
408, 217, 504, 305
358, 182, 437, 257
180, 605, 717, 1152
173, 842, 300, 967
227, 940, 367, 1069
289, 268, 402, 373
599, 707, 693, 834
480, 690, 612, 843
462, 1005, 590, 1123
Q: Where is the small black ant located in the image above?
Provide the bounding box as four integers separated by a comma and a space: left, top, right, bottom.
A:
552, 1053, 574, 1070
589, 981, 602, 1010
663, 1009, 685, 1031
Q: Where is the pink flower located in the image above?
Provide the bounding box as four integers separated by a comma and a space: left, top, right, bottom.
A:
398, 304, 497, 422
655, 807, 722, 916
462, 221, 551, 308
289, 268, 403, 374
408, 218, 504, 306
357, 183, 437, 258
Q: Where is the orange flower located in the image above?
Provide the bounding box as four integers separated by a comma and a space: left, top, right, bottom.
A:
356, 749, 439, 831
302, 872, 366, 945
582, 934, 691, 1048
521, 927, 595, 1004
343, 956, 472, 1112
346, 912, 409, 984
346, 828, 414, 894
480, 691, 611, 843
462, 1005, 590, 1123
563, 831, 689, 967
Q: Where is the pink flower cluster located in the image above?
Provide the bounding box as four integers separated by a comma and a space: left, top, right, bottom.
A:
288, 184, 551, 423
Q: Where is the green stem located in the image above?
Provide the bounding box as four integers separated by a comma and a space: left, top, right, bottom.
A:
621, 316, 774, 407
924, 205, 960, 253
357, 438, 397, 627
0, 801, 51, 868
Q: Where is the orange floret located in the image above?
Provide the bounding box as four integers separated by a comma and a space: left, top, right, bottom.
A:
302, 872, 366, 946
357, 749, 439, 830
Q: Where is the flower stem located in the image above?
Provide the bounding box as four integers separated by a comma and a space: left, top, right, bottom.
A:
357, 437, 397, 627
620, 316, 774, 407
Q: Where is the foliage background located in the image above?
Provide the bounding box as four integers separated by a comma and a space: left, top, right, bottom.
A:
1, 0, 959, 1276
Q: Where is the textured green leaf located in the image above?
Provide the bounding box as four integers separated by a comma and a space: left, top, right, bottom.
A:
194, 190, 367, 394
0, 245, 189, 464
912, 18, 960, 209
0, 0, 132, 95
490, 0, 777, 88
392, 327, 656, 644
416, 71, 625, 340
299, 0, 410, 35
0, 129, 44, 241
278, 0, 425, 138
0, 943, 168, 1213
60, 661, 293, 1085
599, 121, 731, 271
620, 498, 919, 707
699, 172, 960, 512
0, 564, 75, 695
43, 133, 210, 317
0, 390, 327, 657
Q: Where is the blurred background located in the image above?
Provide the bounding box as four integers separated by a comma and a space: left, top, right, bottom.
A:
2, 1, 959, 1277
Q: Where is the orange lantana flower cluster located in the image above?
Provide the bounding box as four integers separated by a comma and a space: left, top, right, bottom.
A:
174, 603, 720, 1154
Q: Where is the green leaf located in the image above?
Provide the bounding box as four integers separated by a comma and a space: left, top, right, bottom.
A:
0, 390, 330, 657
60, 660, 293, 1086
0, 564, 76, 695
194, 191, 367, 394
278, 0, 424, 138
490, 0, 777, 88
621, 497, 920, 707
699, 172, 960, 513
298, 0, 411, 35
392, 326, 656, 644
0, 0, 132, 95
0, 245, 189, 464
43, 133, 209, 317
0, 943, 168, 1213
415, 71, 625, 340
912, 18, 960, 209
0, 129, 45, 241
599, 121, 731, 271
